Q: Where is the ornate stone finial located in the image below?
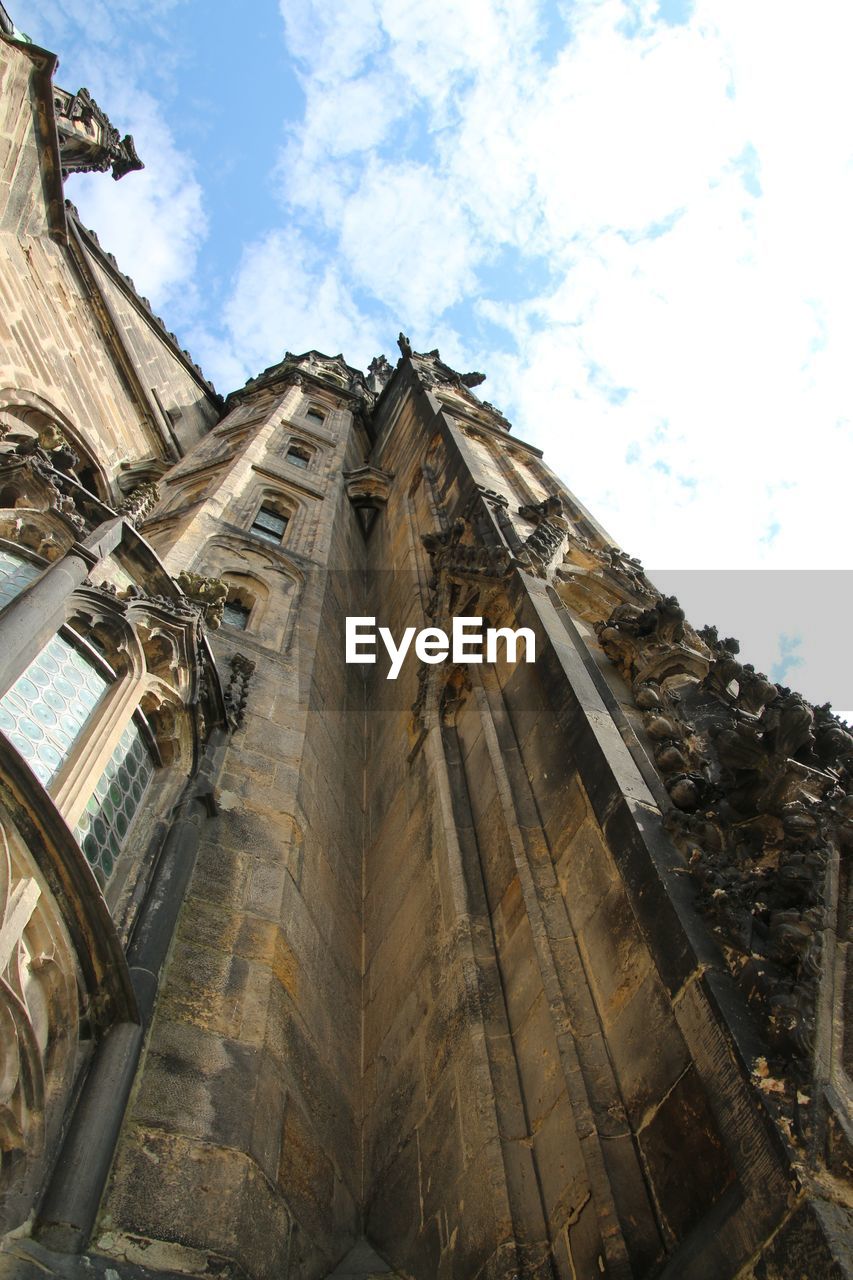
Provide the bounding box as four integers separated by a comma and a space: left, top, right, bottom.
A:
223, 654, 255, 730
516, 496, 567, 575
53, 86, 144, 181
175, 571, 228, 630
366, 355, 393, 393
118, 481, 160, 527
459, 372, 486, 388
397, 333, 413, 357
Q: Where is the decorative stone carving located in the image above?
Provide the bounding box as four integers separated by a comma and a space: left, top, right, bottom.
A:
366, 355, 394, 393
174, 571, 228, 630
422, 518, 517, 588
0, 815, 79, 1235
518, 496, 563, 523
582, 563, 853, 1137
0, 453, 87, 534
53, 86, 143, 181
343, 466, 394, 511
118, 482, 160, 526
517, 496, 568, 575
477, 487, 510, 510
223, 654, 256, 731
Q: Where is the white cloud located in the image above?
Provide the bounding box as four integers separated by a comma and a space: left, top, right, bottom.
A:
17, 0, 853, 707
14, 0, 207, 318
279, 0, 383, 84
339, 161, 479, 328
194, 228, 386, 387
66, 89, 207, 315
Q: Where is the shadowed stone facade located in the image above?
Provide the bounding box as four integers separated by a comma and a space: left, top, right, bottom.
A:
0, 22, 851, 1280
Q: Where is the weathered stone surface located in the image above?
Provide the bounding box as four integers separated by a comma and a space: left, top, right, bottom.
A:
0, 32, 849, 1280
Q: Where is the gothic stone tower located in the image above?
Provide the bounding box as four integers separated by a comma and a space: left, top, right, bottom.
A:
0, 23, 851, 1280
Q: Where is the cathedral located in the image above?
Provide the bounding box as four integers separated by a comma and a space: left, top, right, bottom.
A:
0, 18, 850, 1280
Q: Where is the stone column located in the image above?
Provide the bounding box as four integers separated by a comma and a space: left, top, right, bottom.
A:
0, 518, 124, 693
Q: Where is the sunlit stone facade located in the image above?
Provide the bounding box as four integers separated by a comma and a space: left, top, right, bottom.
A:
0, 20, 850, 1280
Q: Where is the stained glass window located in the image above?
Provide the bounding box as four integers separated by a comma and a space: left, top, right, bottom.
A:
0, 549, 40, 610
0, 634, 108, 786
73, 720, 153, 888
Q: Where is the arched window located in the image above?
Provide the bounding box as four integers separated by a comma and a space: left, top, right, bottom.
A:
72, 718, 154, 887
305, 405, 326, 424
0, 399, 110, 503
285, 443, 311, 469
0, 626, 155, 891
222, 592, 252, 630
0, 631, 110, 788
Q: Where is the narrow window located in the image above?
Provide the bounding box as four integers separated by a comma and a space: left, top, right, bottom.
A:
0, 633, 109, 786
251, 505, 288, 545
286, 445, 311, 469
306, 407, 325, 423
73, 719, 154, 888
222, 598, 251, 630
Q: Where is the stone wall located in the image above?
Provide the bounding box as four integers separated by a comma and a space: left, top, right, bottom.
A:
356, 355, 833, 1280
0, 38, 217, 495
94, 371, 371, 1279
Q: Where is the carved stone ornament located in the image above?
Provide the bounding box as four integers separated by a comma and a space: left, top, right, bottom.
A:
366, 355, 394, 392
117, 481, 160, 526
422, 518, 517, 586
343, 466, 394, 510
223, 654, 256, 731
0, 813, 79, 1234
0, 451, 87, 534
517, 496, 568, 576
53, 86, 143, 181
175, 571, 228, 630
574, 548, 853, 1144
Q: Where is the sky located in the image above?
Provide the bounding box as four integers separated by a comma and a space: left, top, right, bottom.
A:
11, 0, 853, 716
